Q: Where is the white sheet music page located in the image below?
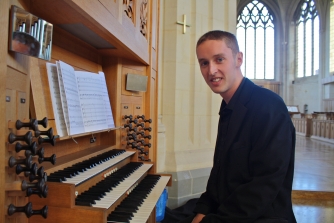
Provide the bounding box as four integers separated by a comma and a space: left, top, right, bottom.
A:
75, 71, 108, 132
56, 61, 85, 135
98, 71, 115, 129
55, 61, 70, 134
46, 62, 68, 137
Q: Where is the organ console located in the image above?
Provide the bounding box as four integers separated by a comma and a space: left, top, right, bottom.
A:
2, 0, 168, 223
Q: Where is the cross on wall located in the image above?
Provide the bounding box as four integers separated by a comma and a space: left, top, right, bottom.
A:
176, 14, 190, 34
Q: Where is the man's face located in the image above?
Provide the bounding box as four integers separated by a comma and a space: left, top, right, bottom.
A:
196, 39, 243, 100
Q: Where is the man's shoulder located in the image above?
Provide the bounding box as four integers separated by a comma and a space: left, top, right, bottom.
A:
242, 82, 287, 112
242, 80, 283, 103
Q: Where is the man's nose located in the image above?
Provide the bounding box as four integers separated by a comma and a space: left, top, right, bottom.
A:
209, 64, 217, 75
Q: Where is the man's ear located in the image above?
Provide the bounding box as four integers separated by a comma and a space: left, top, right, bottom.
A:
236, 52, 243, 68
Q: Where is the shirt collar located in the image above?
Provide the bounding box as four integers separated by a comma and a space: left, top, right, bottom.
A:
219, 77, 246, 115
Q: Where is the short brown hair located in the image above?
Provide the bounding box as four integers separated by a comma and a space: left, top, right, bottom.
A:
196, 30, 240, 56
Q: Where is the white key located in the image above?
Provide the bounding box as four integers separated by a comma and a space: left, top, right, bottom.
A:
64, 151, 135, 185
93, 164, 153, 209
129, 176, 170, 223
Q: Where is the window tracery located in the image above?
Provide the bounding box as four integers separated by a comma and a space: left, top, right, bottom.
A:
294, 0, 319, 77
237, 0, 275, 80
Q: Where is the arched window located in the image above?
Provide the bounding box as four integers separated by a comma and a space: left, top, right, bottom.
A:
330, 0, 334, 75
237, 0, 275, 80
295, 0, 319, 78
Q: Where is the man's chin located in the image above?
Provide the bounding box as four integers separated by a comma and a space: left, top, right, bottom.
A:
211, 88, 223, 94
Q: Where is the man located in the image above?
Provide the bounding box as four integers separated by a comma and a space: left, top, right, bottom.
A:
185, 30, 296, 223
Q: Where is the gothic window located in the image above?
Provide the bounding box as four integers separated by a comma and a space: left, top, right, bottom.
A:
237, 0, 275, 80
330, 0, 334, 75
295, 0, 319, 78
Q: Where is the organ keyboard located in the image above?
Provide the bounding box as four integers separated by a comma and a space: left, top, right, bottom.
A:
48, 150, 135, 185
29, 148, 171, 223
107, 175, 170, 223
92, 163, 153, 209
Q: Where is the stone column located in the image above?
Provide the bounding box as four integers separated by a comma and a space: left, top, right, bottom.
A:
158, 0, 237, 208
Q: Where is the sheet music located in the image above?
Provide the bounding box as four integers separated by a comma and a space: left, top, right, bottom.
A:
75, 71, 109, 132
47, 61, 115, 136
98, 72, 115, 129
56, 61, 85, 135
55, 62, 70, 134
46, 63, 68, 137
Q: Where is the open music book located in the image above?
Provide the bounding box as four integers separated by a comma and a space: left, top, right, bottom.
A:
46, 60, 115, 137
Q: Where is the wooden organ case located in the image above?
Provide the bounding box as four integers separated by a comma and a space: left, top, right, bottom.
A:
1, 0, 170, 223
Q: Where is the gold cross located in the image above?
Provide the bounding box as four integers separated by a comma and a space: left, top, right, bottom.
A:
176, 14, 190, 34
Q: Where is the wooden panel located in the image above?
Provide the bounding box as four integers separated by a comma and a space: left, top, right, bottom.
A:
30, 59, 51, 119
98, 0, 120, 20
306, 119, 311, 137
7, 53, 30, 77
316, 121, 321, 137
102, 57, 121, 121
30, 0, 149, 64
122, 58, 146, 71
6, 68, 28, 92
151, 0, 157, 50
151, 48, 157, 72
6, 89, 16, 125
331, 123, 334, 139
52, 26, 99, 65
253, 81, 281, 95
133, 103, 144, 116
320, 122, 325, 137
121, 95, 143, 105
148, 75, 157, 171
101, 57, 120, 147
312, 120, 317, 136
326, 122, 331, 138
17, 91, 28, 121
51, 45, 99, 72
121, 103, 133, 116
1, 0, 162, 222
28, 205, 106, 223
29, 182, 74, 208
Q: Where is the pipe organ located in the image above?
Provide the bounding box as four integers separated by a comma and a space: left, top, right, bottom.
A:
1, 0, 169, 223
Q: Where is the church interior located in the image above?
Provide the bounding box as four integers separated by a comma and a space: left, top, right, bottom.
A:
0, 0, 333, 222
157, 0, 334, 222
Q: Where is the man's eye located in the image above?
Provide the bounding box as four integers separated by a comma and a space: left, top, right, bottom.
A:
217, 58, 223, 62
200, 61, 208, 67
